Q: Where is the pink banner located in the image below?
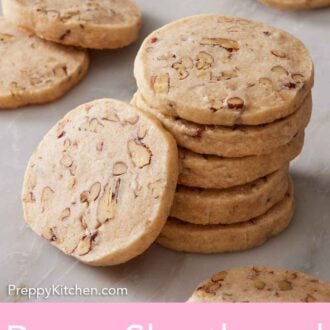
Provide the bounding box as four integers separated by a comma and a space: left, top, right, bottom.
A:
0, 303, 329, 330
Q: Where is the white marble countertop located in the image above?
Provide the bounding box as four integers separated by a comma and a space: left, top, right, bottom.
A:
1, 0, 330, 302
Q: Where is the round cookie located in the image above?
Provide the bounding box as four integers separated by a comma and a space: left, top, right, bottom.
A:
3, 0, 142, 49
0, 18, 89, 109
132, 92, 311, 157
134, 14, 314, 126
157, 179, 294, 253
188, 266, 330, 302
179, 131, 304, 189
259, 0, 330, 9
22, 99, 178, 266
172, 166, 289, 225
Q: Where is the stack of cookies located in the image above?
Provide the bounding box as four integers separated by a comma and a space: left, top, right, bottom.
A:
132, 14, 314, 253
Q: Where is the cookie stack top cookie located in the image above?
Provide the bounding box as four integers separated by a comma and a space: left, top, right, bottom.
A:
134, 14, 313, 126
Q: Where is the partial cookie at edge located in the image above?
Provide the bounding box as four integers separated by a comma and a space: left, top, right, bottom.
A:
259, 0, 330, 9
0, 17, 89, 109
188, 266, 330, 302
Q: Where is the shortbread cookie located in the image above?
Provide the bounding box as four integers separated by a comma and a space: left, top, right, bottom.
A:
157, 179, 294, 253
132, 92, 311, 157
22, 99, 178, 266
188, 266, 330, 302
179, 131, 304, 189
134, 14, 313, 126
259, 0, 330, 9
3, 0, 142, 49
0, 18, 89, 109
172, 166, 288, 225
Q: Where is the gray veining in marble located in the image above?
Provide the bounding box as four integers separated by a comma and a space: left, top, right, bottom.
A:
0, 0, 330, 302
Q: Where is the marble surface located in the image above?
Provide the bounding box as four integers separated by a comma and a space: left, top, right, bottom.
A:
1, 0, 330, 302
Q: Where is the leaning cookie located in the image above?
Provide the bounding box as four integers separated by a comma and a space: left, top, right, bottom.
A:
158, 179, 294, 253
22, 99, 178, 266
179, 131, 304, 189
172, 166, 289, 225
132, 92, 311, 157
0, 18, 89, 109
188, 266, 330, 302
259, 0, 330, 9
134, 14, 314, 126
2, 0, 142, 49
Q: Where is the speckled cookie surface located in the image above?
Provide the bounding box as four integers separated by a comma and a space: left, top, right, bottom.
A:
132, 92, 311, 157
259, 0, 330, 9
179, 131, 304, 189
157, 179, 294, 253
3, 0, 142, 49
172, 166, 289, 225
189, 266, 330, 302
134, 14, 314, 126
0, 17, 89, 109
22, 99, 178, 266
